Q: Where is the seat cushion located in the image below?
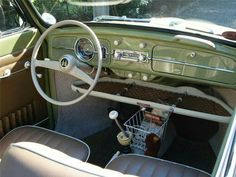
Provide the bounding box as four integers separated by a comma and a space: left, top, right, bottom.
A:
0, 126, 90, 161
106, 154, 210, 177
0, 142, 134, 177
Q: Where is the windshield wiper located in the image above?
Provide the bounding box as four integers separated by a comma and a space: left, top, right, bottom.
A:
94, 15, 150, 23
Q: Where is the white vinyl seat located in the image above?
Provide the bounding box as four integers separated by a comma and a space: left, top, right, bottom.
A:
0, 126, 90, 162
106, 154, 210, 177
0, 142, 134, 177
0, 126, 210, 177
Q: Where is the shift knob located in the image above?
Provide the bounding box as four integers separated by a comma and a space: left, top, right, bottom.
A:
109, 110, 119, 120
109, 110, 131, 149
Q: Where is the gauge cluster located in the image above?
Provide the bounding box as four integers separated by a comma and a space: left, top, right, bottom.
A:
74, 38, 95, 62
73, 37, 110, 65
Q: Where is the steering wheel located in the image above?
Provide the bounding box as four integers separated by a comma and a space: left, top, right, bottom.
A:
31, 20, 102, 106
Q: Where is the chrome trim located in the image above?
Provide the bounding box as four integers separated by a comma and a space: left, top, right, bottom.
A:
152, 57, 235, 73
74, 38, 95, 62
113, 49, 149, 63
214, 111, 236, 177
224, 134, 236, 177
24, 61, 31, 69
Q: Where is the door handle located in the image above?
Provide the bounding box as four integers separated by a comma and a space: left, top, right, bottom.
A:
0, 69, 11, 79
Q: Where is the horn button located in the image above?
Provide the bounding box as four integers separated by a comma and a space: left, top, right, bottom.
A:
59, 55, 75, 72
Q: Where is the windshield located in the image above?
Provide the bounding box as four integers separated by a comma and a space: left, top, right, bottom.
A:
31, 0, 236, 30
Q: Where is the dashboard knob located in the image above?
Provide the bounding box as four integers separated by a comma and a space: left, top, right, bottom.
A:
128, 73, 133, 78
190, 52, 196, 58
114, 40, 121, 46
139, 54, 146, 62
142, 75, 148, 81
139, 42, 146, 49
114, 52, 122, 59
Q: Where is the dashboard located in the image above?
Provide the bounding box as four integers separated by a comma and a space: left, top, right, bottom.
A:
48, 26, 236, 88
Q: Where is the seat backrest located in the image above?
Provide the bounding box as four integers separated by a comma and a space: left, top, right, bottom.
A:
0, 142, 136, 177
0, 126, 90, 161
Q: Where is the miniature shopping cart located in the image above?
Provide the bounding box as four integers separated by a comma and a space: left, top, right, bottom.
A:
124, 108, 171, 152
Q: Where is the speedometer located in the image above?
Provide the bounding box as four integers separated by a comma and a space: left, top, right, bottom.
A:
74, 38, 94, 62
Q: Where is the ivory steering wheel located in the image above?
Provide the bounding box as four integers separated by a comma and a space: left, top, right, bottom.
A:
31, 20, 102, 106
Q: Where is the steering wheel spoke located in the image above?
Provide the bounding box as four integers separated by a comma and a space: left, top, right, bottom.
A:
70, 67, 93, 85
35, 58, 61, 71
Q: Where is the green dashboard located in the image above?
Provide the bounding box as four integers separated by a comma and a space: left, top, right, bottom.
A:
48, 26, 236, 88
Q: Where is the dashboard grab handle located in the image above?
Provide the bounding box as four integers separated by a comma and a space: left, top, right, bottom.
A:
174, 35, 216, 49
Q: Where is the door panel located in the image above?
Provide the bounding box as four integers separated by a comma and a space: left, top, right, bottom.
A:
0, 29, 48, 138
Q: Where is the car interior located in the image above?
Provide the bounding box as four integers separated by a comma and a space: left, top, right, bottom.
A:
0, 0, 236, 177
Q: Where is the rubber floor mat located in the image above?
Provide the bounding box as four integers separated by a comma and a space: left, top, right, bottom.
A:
83, 125, 121, 167
162, 136, 216, 173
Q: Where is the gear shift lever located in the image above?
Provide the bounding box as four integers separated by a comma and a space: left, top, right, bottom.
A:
109, 110, 128, 138
109, 110, 132, 153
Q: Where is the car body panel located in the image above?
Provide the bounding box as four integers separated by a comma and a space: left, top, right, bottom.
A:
0, 27, 48, 137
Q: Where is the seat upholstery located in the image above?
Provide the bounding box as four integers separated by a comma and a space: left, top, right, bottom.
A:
0, 142, 210, 177
0, 126, 90, 162
0, 142, 134, 177
106, 154, 210, 177
0, 126, 211, 177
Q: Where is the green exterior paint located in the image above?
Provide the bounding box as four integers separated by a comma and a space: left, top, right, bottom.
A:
47, 26, 236, 88
0, 29, 40, 57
